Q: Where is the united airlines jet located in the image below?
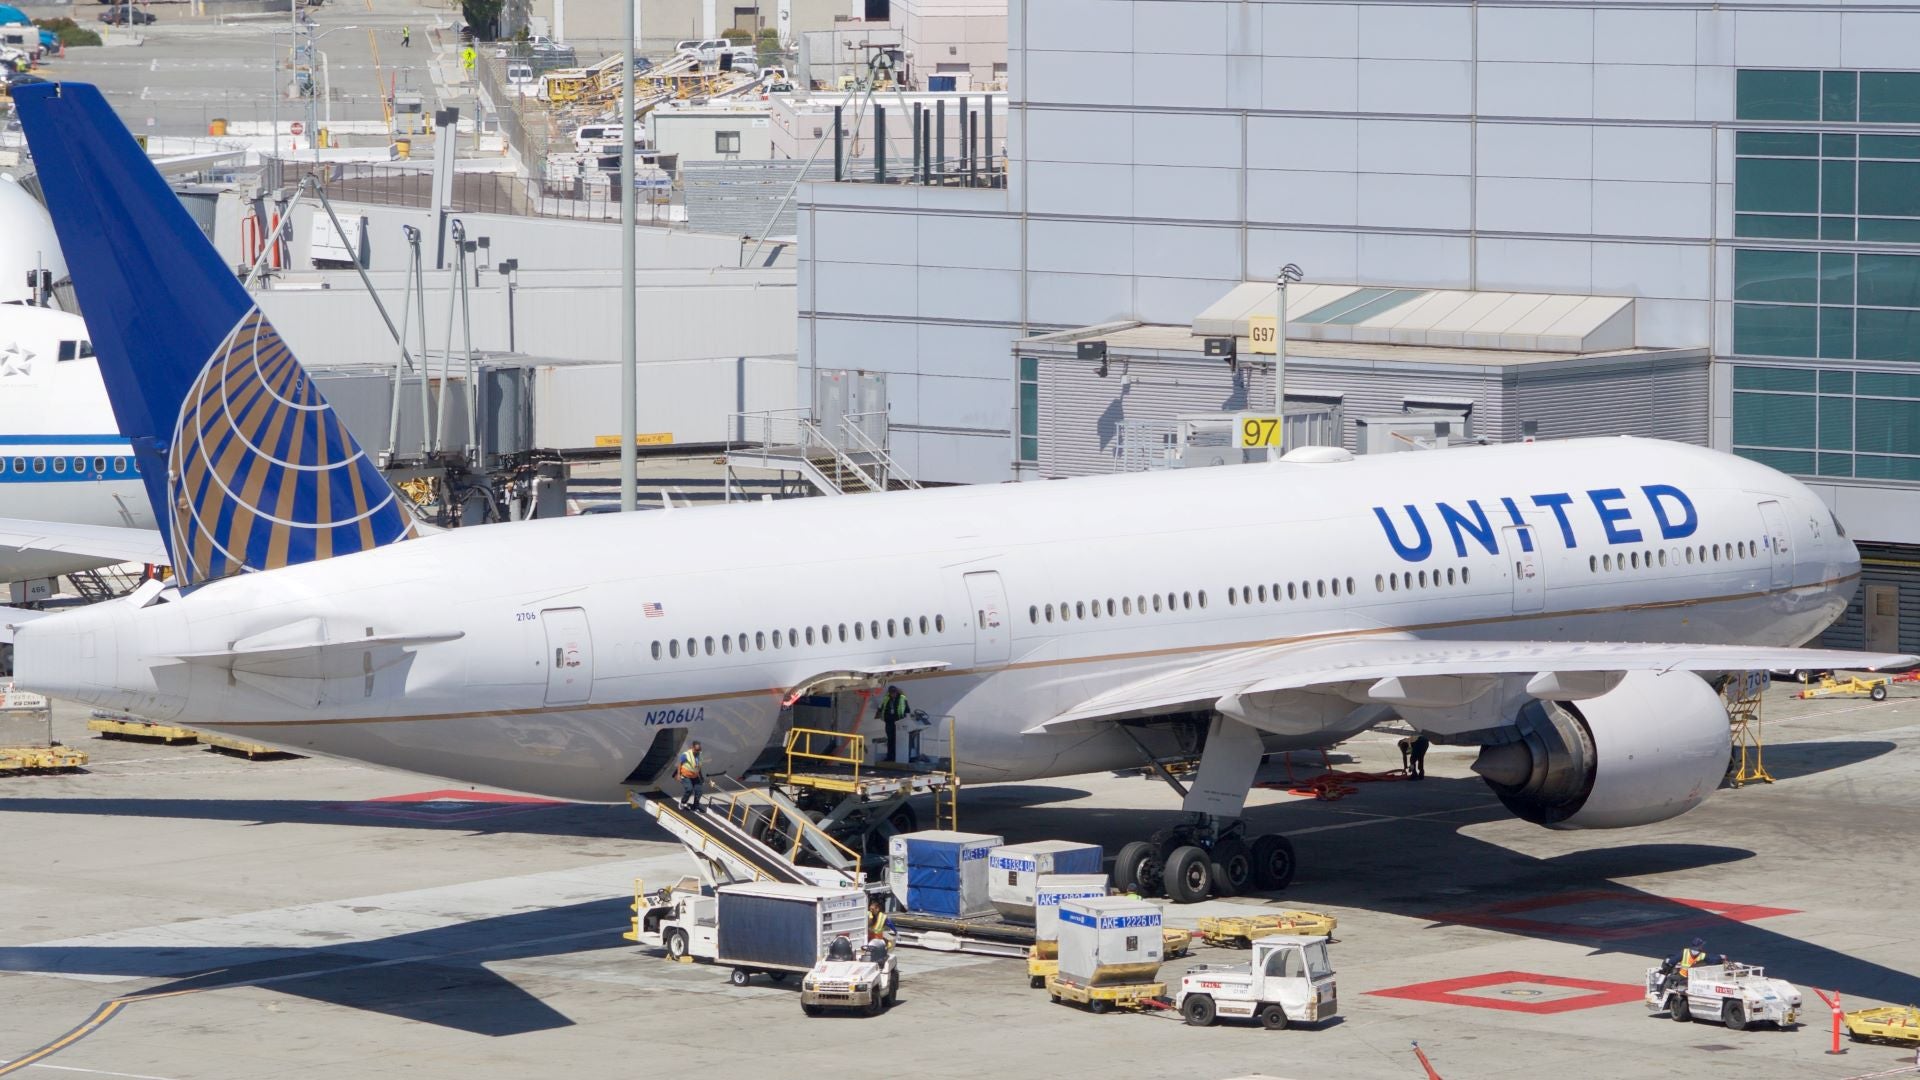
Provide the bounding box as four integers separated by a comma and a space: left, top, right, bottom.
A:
6, 83, 1908, 904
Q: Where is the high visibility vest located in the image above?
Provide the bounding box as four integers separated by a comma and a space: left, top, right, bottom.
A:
1679, 948, 1705, 972
870, 908, 892, 939
878, 694, 910, 722
677, 749, 701, 780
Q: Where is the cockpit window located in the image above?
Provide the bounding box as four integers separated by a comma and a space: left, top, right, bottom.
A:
1830, 509, 1847, 539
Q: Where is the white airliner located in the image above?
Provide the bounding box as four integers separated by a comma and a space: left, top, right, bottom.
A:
7, 83, 1909, 903
0, 303, 163, 582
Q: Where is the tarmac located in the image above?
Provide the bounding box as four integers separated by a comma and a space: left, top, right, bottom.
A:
1, 680, 1916, 1080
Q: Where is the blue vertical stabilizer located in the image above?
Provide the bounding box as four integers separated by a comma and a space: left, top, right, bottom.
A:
13, 82, 412, 586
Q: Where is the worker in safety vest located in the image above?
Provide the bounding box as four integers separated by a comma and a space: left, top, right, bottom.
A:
676, 740, 704, 811
875, 686, 910, 765
1678, 938, 1707, 976
868, 899, 895, 946
401, 25, 411, 47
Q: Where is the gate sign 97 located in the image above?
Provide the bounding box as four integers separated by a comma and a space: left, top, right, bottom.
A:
1239, 415, 1282, 449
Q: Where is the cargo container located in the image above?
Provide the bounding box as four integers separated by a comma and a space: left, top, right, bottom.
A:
713, 882, 868, 985
1057, 897, 1164, 986
1033, 873, 1111, 941
888, 829, 1002, 918
988, 841, 1103, 921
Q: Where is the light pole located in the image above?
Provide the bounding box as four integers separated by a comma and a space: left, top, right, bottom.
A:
1273, 262, 1303, 457
619, 0, 637, 511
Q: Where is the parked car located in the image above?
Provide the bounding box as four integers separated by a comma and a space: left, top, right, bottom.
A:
98, 7, 156, 25
674, 37, 730, 63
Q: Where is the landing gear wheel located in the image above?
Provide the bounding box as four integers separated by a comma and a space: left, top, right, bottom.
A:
664, 927, 690, 961
1250, 833, 1297, 892
1257, 1003, 1289, 1031
1089, 999, 1112, 1015
1669, 994, 1691, 1022
1164, 845, 1213, 904
1724, 1002, 1747, 1031
1182, 994, 1217, 1026
1112, 840, 1153, 892
729, 968, 751, 987
1872, 684, 1888, 701
1208, 832, 1252, 897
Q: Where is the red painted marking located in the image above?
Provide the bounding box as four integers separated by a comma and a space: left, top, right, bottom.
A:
1428, 890, 1798, 942
1368, 971, 1646, 1015
326, 789, 565, 821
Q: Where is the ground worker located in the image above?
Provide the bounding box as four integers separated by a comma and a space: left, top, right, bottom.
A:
400, 25, 411, 48
868, 899, 895, 946
1678, 938, 1707, 975
875, 685, 910, 764
676, 739, 704, 811
1398, 734, 1430, 779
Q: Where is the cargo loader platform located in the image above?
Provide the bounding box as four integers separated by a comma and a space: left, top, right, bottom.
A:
1045, 973, 1169, 1014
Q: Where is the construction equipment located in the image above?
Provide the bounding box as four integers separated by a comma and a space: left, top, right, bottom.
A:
1845, 1005, 1920, 1046
1173, 935, 1339, 1030
1194, 911, 1338, 948
1646, 957, 1802, 1030
1795, 674, 1889, 700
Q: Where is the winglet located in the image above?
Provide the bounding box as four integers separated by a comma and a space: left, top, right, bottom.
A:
12, 82, 413, 587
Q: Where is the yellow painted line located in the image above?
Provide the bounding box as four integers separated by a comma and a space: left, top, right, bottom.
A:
366, 28, 391, 130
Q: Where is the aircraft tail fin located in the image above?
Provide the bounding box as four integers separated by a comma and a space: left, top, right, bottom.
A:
12, 83, 413, 588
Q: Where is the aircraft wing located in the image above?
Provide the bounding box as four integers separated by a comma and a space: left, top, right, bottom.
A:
0, 517, 168, 567
1027, 637, 1916, 733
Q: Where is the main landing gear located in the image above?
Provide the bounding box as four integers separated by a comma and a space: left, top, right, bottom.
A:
1110, 816, 1296, 903
1111, 714, 1297, 903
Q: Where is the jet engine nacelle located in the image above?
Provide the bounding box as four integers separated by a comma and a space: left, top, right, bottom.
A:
1471, 670, 1727, 829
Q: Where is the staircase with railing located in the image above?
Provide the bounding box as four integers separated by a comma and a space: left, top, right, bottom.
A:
724, 408, 921, 497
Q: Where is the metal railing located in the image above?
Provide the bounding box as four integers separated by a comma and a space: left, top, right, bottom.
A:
785, 725, 866, 781
725, 407, 912, 495
708, 776, 864, 870
304, 161, 674, 222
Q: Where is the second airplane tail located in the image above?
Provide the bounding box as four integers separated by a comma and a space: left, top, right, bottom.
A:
13, 82, 414, 588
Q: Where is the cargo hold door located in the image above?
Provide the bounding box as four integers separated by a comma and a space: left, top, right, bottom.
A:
541, 607, 593, 706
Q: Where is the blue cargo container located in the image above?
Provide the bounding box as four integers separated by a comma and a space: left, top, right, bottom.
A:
888, 829, 1003, 918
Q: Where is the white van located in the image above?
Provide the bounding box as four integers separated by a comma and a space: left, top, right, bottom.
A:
506, 62, 536, 94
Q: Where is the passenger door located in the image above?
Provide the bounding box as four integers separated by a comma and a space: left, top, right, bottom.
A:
541, 607, 594, 706
962, 571, 1010, 666
1500, 524, 1543, 612
1757, 500, 1791, 588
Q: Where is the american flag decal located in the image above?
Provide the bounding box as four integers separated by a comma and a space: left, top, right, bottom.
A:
643, 602, 665, 618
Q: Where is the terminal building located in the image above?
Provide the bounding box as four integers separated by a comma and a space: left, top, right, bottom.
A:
797, 0, 1920, 650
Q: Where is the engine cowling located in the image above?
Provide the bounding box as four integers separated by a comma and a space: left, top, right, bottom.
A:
1471, 670, 1727, 829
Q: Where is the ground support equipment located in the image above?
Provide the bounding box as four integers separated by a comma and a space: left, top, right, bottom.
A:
1846, 1006, 1920, 1045
1195, 911, 1338, 948
1045, 973, 1168, 1015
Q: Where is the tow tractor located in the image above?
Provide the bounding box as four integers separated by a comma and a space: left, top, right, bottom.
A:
1647, 957, 1802, 1030
800, 938, 900, 1017
626, 876, 719, 964
1173, 935, 1338, 1030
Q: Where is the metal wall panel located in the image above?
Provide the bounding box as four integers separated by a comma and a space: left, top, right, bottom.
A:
1818, 548, 1920, 654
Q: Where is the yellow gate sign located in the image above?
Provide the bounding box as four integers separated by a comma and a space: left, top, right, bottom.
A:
594, 433, 674, 447
461, 46, 477, 71
1246, 315, 1277, 355
1238, 415, 1283, 449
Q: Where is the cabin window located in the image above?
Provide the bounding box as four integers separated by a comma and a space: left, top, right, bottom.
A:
919, 616, 930, 634
1180, 592, 1190, 610
1152, 594, 1162, 612
1074, 601, 1085, 619
1197, 590, 1208, 608
701, 636, 713, 655
12, 458, 23, 473
1375, 574, 1385, 592
900, 617, 912, 637
935, 614, 946, 632
1088, 600, 1100, 619
1444, 569, 1454, 585
650, 641, 661, 660
51, 458, 64, 474
1346, 577, 1355, 594
755, 631, 766, 650
854, 622, 865, 641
